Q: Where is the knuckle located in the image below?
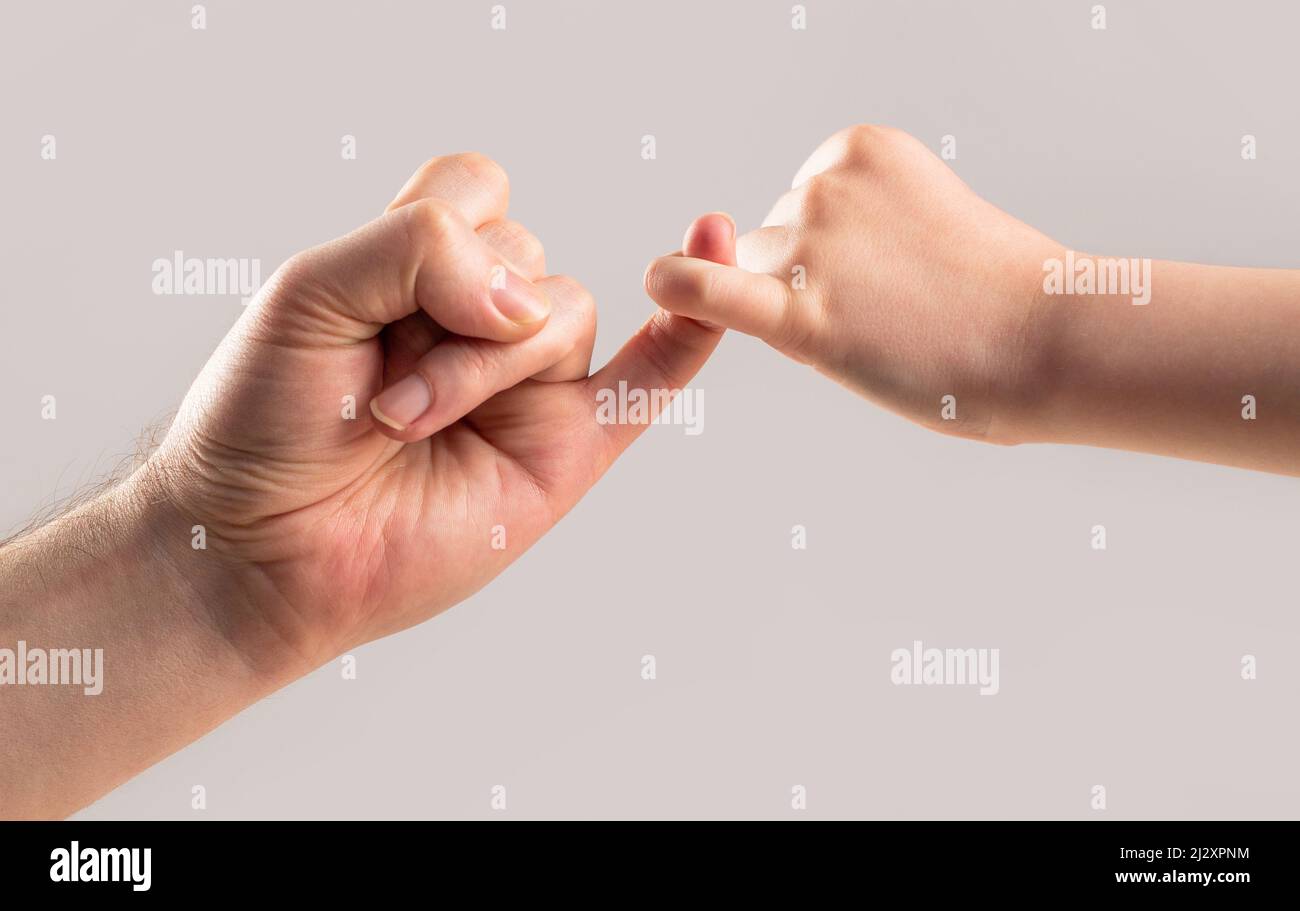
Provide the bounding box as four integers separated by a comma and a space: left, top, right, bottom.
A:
647, 262, 714, 305
797, 175, 838, 221
545, 274, 597, 351
548, 273, 595, 313
262, 248, 345, 317
768, 286, 811, 354
521, 232, 546, 268
643, 258, 671, 298
272, 250, 315, 291
787, 240, 816, 275
876, 124, 917, 148
404, 197, 458, 246
841, 122, 881, 151
450, 339, 494, 388
394, 152, 510, 213
413, 154, 443, 177
502, 220, 545, 265
576, 297, 597, 349
631, 312, 682, 386
449, 151, 509, 198
698, 266, 727, 307
824, 123, 890, 168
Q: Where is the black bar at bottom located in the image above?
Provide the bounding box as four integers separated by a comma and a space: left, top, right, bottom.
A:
0, 820, 1280, 896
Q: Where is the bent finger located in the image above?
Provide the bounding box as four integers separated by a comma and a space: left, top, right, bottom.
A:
386, 151, 510, 227
370, 275, 596, 439
643, 253, 797, 347
268, 198, 551, 345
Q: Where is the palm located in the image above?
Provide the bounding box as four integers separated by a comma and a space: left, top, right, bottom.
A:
311, 376, 598, 650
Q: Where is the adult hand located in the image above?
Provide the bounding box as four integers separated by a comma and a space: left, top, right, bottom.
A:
148, 153, 731, 680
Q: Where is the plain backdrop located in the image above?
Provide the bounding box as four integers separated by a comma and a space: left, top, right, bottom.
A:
2, 0, 1298, 819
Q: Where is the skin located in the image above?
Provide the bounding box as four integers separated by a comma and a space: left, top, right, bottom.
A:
0, 154, 731, 818
646, 124, 1300, 476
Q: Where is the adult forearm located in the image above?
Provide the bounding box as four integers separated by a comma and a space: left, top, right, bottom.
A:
0, 472, 284, 818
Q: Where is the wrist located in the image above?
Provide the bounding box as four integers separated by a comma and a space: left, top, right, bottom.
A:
984, 240, 1069, 447
113, 464, 314, 694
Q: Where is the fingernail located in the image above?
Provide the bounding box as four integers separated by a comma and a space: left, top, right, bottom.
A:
491, 269, 551, 324
370, 373, 432, 431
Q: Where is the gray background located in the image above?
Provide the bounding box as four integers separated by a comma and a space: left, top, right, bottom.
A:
2, 0, 1297, 819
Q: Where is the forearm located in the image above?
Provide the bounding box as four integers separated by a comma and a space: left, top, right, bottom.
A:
0, 473, 286, 818
1014, 257, 1300, 474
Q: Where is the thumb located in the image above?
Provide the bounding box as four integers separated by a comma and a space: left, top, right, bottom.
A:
584, 212, 735, 461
